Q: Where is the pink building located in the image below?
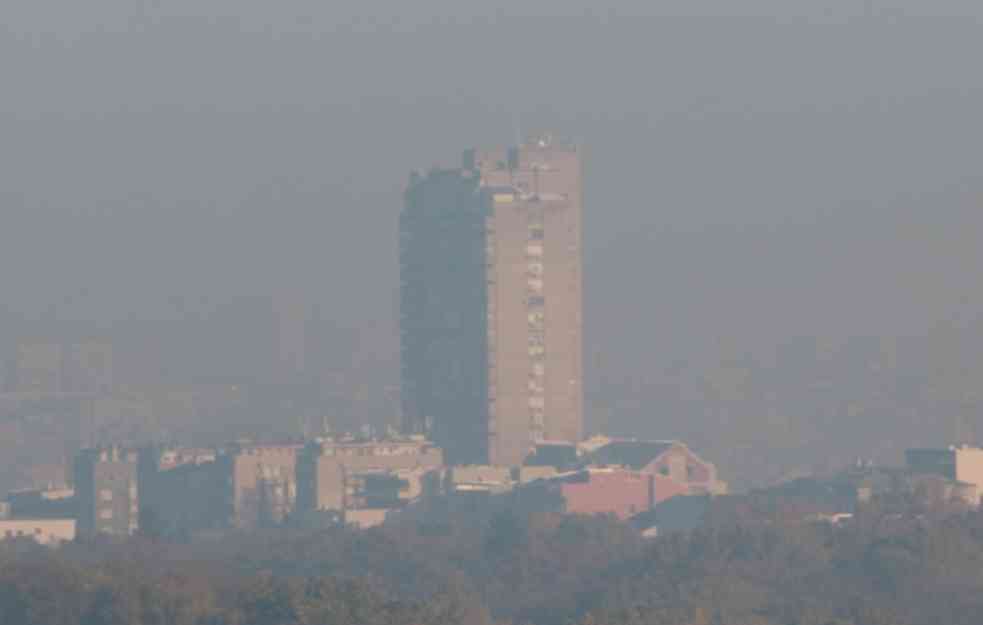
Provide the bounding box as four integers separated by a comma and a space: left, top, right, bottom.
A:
518, 468, 689, 520
583, 438, 727, 495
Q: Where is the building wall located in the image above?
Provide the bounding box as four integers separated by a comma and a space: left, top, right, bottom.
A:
954, 447, 983, 504
559, 471, 652, 519
446, 465, 513, 489
400, 169, 490, 465
644, 444, 727, 495
138, 447, 225, 536
344, 508, 388, 529
906, 446, 983, 505
74, 447, 138, 536
474, 142, 584, 465
223, 444, 300, 528
0, 519, 75, 545
652, 473, 690, 505
484, 188, 532, 465
6, 488, 76, 519
517, 466, 560, 484
297, 439, 443, 513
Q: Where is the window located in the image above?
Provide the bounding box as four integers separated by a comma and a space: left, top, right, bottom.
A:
99, 489, 113, 502
529, 228, 544, 240
528, 296, 545, 307
99, 509, 114, 520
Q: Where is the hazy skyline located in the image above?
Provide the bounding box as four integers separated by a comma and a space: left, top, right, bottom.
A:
4, 1, 983, 485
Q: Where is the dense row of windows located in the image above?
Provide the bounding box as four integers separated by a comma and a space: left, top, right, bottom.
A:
527, 209, 546, 440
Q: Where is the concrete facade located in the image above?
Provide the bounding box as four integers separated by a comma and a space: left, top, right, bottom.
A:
296, 436, 442, 514
400, 137, 584, 466
221, 442, 301, 528
906, 445, 983, 504
6, 487, 76, 519
344, 508, 389, 529
74, 446, 139, 536
517, 468, 688, 520
0, 518, 75, 545
138, 446, 225, 536
442, 465, 514, 494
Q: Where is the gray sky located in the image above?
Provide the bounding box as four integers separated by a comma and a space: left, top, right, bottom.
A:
3, 0, 983, 483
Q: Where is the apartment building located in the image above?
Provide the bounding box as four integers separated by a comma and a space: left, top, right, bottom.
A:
400, 136, 583, 466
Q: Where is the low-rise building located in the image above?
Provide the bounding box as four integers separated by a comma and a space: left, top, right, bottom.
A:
352, 467, 432, 509
344, 508, 389, 529
0, 518, 76, 545
296, 435, 442, 515
583, 438, 728, 495
137, 446, 225, 536
906, 445, 983, 505
221, 441, 301, 528
516, 465, 560, 484
74, 446, 139, 537
524, 440, 579, 470
441, 465, 514, 495
516, 467, 688, 520
6, 487, 76, 520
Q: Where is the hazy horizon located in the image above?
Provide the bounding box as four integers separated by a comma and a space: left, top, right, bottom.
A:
4, 0, 983, 488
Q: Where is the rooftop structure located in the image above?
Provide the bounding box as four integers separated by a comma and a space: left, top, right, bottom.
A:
582, 438, 728, 495
296, 436, 442, 515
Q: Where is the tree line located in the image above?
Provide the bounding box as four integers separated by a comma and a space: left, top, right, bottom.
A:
4, 499, 983, 624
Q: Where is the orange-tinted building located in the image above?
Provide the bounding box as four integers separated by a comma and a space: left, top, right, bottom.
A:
515, 467, 688, 520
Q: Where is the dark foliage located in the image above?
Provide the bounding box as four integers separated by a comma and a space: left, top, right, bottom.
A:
4, 506, 983, 624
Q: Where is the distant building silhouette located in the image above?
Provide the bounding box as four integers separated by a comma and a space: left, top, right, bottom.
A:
73, 446, 138, 537
13, 336, 113, 396
400, 137, 584, 465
